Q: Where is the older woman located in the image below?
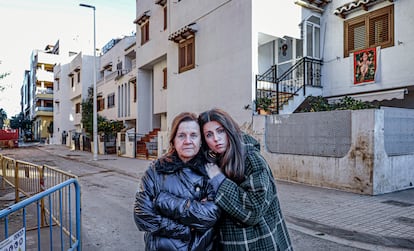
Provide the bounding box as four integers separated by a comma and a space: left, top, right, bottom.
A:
134, 112, 220, 251
199, 108, 293, 251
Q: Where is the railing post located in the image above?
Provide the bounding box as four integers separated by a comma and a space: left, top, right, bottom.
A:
14, 160, 19, 203
255, 74, 258, 110
1, 155, 4, 189
303, 58, 307, 97
40, 165, 46, 227
273, 65, 279, 114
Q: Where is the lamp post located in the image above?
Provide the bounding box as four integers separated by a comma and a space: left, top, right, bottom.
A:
79, 3, 98, 161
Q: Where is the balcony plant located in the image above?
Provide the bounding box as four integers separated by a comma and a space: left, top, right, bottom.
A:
255, 97, 272, 115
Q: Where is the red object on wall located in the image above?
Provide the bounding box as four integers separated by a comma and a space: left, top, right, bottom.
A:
354, 47, 376, 85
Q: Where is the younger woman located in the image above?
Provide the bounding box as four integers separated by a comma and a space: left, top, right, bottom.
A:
199, 108, 293, 251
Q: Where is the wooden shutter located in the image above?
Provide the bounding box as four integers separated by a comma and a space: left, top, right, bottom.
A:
369, 13, 388, 46
350, 21, 365, 52
163, 68, 167, 89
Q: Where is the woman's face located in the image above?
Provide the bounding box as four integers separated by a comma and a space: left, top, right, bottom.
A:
174, 121, 201, 162
202, 121, 229, 154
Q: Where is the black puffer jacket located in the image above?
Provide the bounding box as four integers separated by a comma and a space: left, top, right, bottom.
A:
134, 152, 221, 251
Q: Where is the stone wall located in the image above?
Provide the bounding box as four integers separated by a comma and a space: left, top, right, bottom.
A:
252, 108, 414, 195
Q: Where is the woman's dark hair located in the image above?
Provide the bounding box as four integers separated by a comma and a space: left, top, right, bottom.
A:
198, 108, 245, 183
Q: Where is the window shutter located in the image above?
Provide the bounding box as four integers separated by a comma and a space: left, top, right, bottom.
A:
163, 68, 167, 89
179, 46, 186, 69
187, 43, 193, 65
369, 13, 389, 46
350, 22, 365, 51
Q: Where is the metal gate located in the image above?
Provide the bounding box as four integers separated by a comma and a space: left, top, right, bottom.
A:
0, 178, 81, 250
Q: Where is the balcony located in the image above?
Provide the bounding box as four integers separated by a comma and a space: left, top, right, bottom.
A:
35, 88, 53, 100
34, 106, 53, 117
36, 68, 54, 83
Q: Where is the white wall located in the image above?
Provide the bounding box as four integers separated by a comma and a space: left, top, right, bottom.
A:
153, 60, 167, 114
319, 1, 414, 97
167, 0, 253, 128
252, 108, 414, 195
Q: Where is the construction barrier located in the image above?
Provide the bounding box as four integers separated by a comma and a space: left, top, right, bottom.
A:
0, 155, 81, 250
0, 178, 81, 250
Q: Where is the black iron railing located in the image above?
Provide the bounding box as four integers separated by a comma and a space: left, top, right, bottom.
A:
255, 57, 323, 114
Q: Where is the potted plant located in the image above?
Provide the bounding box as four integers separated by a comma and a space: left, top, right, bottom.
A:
255, 97, 272, 115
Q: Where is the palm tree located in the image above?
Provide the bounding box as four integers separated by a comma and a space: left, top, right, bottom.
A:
0, 108, 7, 129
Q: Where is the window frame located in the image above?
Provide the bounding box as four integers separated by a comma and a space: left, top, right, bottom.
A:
107, 93, 115, 108
75, 103, 81, 114
141, 20, 150, 45
303, 15, 321, 59
163, 6, 167, 30
162, 67, 167, 89
97, 96, 105, 111
178, 36, 195, 73
344, 5, 394, 57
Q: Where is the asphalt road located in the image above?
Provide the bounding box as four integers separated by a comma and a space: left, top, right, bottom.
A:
1, 145, 369, 251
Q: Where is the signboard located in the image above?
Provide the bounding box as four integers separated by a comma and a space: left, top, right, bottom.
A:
0, 228, 25, 251
354, 47, 376, 85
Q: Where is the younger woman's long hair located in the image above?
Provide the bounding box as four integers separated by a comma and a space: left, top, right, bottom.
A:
198, 108, 245, 183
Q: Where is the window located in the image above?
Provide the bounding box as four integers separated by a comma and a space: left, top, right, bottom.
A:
131, 79, 137, 102
71, 76, 74, 88
163, 6, 167, 30
163, 68, 167, 89
141, 21, 150, 45
344, 5, 394, 57
302, 15, 320, 59
179, 37, 195, 73
75, 103, 81, 114
97, 96, 104, 111
107, 93, 115, 108
77, 71, 81, 83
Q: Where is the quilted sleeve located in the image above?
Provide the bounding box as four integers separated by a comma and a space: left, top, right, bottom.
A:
134, 167, 191, 241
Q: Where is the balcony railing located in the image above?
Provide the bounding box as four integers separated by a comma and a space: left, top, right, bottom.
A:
35, 88, 54, 95
35, 107, 53, 112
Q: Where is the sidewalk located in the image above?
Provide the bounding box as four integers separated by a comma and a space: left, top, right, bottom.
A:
37, 144, 414, 250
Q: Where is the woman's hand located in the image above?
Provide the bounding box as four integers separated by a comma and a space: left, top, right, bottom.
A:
205, 163, 222, 179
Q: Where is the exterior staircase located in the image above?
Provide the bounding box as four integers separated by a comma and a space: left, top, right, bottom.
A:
136, 128, 160, 160
256, 57, 323, 114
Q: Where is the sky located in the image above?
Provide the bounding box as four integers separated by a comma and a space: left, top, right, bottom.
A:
0, 0, 136, 118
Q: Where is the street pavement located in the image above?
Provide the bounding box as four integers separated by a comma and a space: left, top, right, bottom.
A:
8, 143, 414, 250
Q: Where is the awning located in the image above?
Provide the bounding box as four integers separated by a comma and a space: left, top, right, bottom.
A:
295, 0, 331, 13
328, 88, 408, 103
334, 0, 394, 19
168, 23, 197, 43
134, 11, 150, 25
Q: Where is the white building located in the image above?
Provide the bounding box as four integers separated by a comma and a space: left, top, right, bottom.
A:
96, 36, 137, 156
53, 43, 94, 147
135, 0, 302, 154
295, 0, 414, 106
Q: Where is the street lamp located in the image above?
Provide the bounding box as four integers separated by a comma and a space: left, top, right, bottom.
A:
79, 3, 98, 161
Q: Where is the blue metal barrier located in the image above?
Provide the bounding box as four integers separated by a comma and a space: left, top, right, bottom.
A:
0, 178, 81, 250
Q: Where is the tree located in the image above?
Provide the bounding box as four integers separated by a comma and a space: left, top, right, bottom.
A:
0, 72, 10, 92
0, 108, 7, 129
81, 87, 124, 136
10, 113, 31, 130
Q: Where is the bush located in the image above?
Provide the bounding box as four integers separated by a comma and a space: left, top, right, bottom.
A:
301, 95, 377, 112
